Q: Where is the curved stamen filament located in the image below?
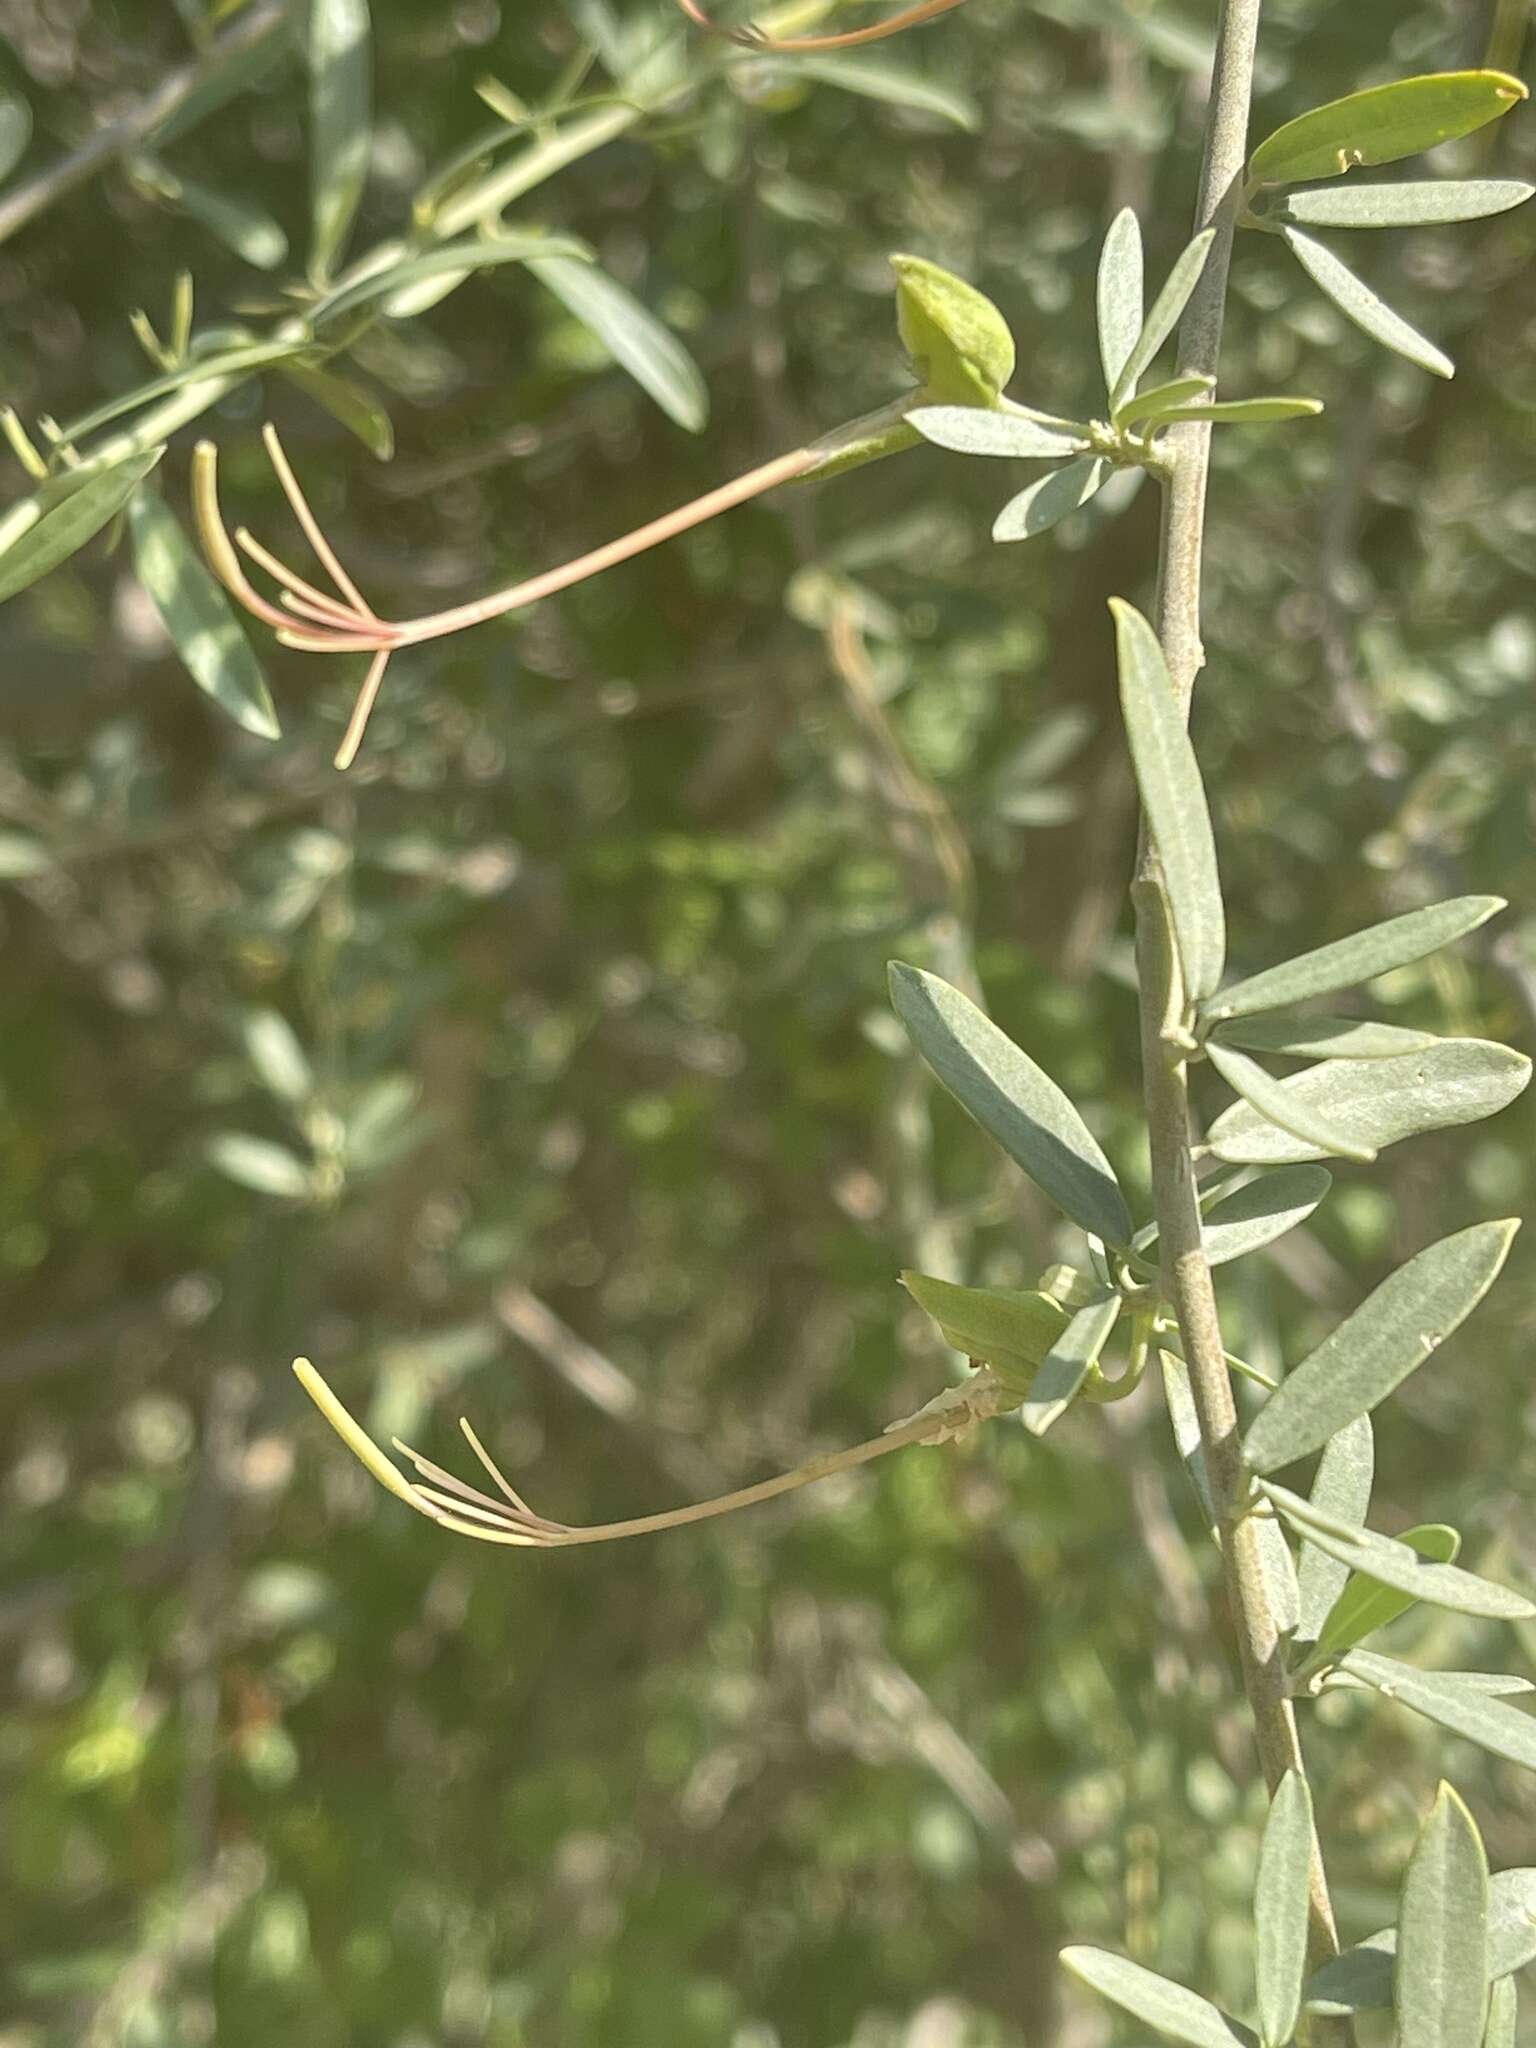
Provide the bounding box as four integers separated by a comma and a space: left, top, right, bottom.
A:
334, 648, 393, 770
261, 422, 379, 622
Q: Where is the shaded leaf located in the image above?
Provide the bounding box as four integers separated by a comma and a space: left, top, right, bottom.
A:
1213, 1014, 1438, 1060
992, 456, 1108, 541
1111, 598, 1225, 1000
1110, 230, 1215, 406
1207, 1040, 1374, 1163
0, 448, 165, 606
1249, 71, 1528, 187
207, 1132, 312, 1199
311, 231, 587, 327
1396, 1783, 1489, 2048
1245, 1220, 1518, 1471
1281, 180, 1534, 229
528, 253, 708, 432
1255, 1771, 1313, 2048
1022, 1294, 1121, 1437
888, 963, 1133, 1245
1282, 228, 1454, 379
1206, 1039, 1529, 1164
1313, 1523, 1460, 1657
1206, 895, 1504, 1021
1264, 1482, 1532, 1620
908, 406, 1086, 459
0, 87, 33, 185
127, 490, 281, 741
1161, 1349, 1215, 1532
1294, 1415, 1374, 1647
1060, 1947, 1256, 2046
135, 157, 288, 268
765, 53, 978, 130
1096, 206, 1144, 398
280, 361, 395, 459
308, 0, 373, 277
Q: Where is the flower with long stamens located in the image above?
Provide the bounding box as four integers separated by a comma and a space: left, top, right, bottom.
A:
293, 1356, 1016, 1550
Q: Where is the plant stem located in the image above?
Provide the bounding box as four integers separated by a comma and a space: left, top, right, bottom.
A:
1132, 0, 1349, 2016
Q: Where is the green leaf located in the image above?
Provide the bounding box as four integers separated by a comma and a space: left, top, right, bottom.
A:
308, 0, 373, 278
127, 490, 281, 742
908, 406, 1087, 459
0, 448, 165, 607
0, 87, 33, 185
1111, 598, 1225, 1000
888, 963, 1133, 1246
767, 53, 979, 131
1484, 1977, 1517, 2048
528, 254, 708, 432
1096, 207, 1144, 399
1307, 1868, 1536, 2016
1206, 1041, 1375, 1163
207, 1132, 313, 1199
1162, 1349, 1216, 1531
310, 231, 587, 327
1295, 1416, 1374, 1646
1202, 1164, 1334, 1267
242, 1011, 314, 1105
1282, 228, 1454, 379
1255, 1771, 1313, 2048
1206, 895, 1504, 1021
1155, 396, 1323, 423
1396, 1784, 1489, 2048
1060, 1947, 1256, 2046
1022, 1294, 1122, 1437
1343, 1652, 1536, 1774
1244, 1219, 1519, 1471
135, 158, 288, 269
1249, 71, 1528, 187
279, 362, 394, 459
1280, 180, 1535, 229
891, 254, 1016, 405
1212, 1014, 1438, 1060
1114, 373, 1215, 429
900, 1271, 1068, 1392
1263, 1483, 1532, 1620
1206, 1039, 1530, 1164
1313, 1524, 1461, 1657
992, 457, 1108, 542
1110, 230, 1216, 407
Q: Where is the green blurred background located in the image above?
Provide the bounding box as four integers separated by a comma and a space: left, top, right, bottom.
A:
2, 1, 1535, 2041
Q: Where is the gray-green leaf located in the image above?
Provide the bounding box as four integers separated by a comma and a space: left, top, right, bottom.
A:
309, 231, 587, 327
280, 362, 395, 460
528, 253, 708, 432
888, 963, 1133, 1246
764, 53, 978, 131
1206, 1039, 1530, 1164
1282, 227, 1454, 379
1280, 180, 1534, 230
1313, 1524, 1461, 1658
1342, 1652, 1536, 1773
1206, 1041, 1375, 1164
908, 406, 1087, 459
128, 491, 281, 741
1396, 1783, 1489, 2048
1484, 1976, 1517, 2048
1096, 207, 1144, 398
1255, 1771, 1313, 2048
1114, 373, 1214, 429
1263, 1483, 1532, 1620
1306, 1867, 1536, 2016
1112, 598, 1225, 1000
1060, 1947, 1256, 2046
207, 1131, 313, 1199
1110, 229, 1215, 407
1248, 71, 1529, 188
1213, 1014, 1438, 1060
308, 0, 373, 278
1245, 1219, 1519, 1471
1203, 1164, 1334, 1267
0, 448, 165, 607
1022, 1293, 1122, 1437
992, 456, 1108, 542
1206, 896, 1503, 1022
1154, 396, 1323, 423
1294, 1415, 1374, 1647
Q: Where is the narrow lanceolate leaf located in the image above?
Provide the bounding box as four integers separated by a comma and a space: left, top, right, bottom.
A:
1206, 1039, 1530, 1164
992, 456, 1108, 542
900, 1271, 1068, 1391
1395, 1784, 1489, 2048
309, 232, 588, 327
308, 0, 373, 278
1244, 1220, 1519, 1472
1155, 396, 1323, 423
1114, 373, 1214, 429
1022, 1294, 1121, 1437
1111, 599, 1225, 1000
1162, 1349, 1215, 1531
1282, 228, 1454, 379
907, 406, 1087, 459
1281, 180, 1535, 230
1342, 1652, 1536, 1774
1314, 1524, 1461, 1657
1248, 71, 1528, 187
1111, 229, 1216, 407
0, 448, 165, 606
1060, 1947, 1256, 2047
771, 53, 980, 131
1096, 206, 1144, 398
1205, 896, 1503, 1022
1306, 1868, 1536, 2016
1201, 1164, 1334, 1267
128, 492, 281, 741
1484, 1976, 1517, 2048
888, 963, 1133, 1245
1263, 1484, 1533, 1621
280, 362, 394, 460
528, 254, 708, 432
1295, 1415, 1373, 1646
1213, 1014, 1437, 1060
1206, 1041, 1375, 1164
0, 87, 31, 184
1256, 1504, 1300, 1639
1255, 1772, 1313, 2048
207, 1132, 312, 1199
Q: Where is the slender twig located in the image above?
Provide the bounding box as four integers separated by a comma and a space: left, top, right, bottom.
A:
672, 0, 968, 53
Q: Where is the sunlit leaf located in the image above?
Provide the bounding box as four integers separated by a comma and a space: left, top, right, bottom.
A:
0, 447, 165, 606
1136, 1165, 1333, 1269
1280, 180, 1534, 229
1213, 1014, 1438, 1060
1207, 1040, 1375, 1163
1154, 396, 1323, 423
1396, 1784, 1489, 2048
1206, 896, 1504, 1021
1096, 207, 1143, 398
1245, 1219, 1519, 1471
1022, 1293, 1121, 1436
1113, 373, 1214, 429
1264, 1483, 1532, 1620
1282, 228, 1454, 379
310, 231, 587, 327
1162, 1349, 1215, 1531
308, 0, 373, 277
1249, 71, 1528, 187
1206, 1039, 1530, 1164
528, 253, 708, 432
1255, 1771, 1312, 2048
1313, 1524, 1461, 1657
992, 456, 1108, 541
1484, 1977, 1517, 2048
908, 406, 1086, 459
1307, 1868, 1536, 2016
900, 1271, 1068, 1391
127, 489, 281, 741
1342, 1652, 1536, 1774
1294, 1415, 1373, 1647
207, 1132, 312, 1199
891, 254, 1016, 404
888, 963, 1133, 1245
1111, 598, 1225, 1000
0, 87, 33, 185
1110, 230, 1215, 406
242, 1010, 314, 1105
1060, 1947, 1256, 2046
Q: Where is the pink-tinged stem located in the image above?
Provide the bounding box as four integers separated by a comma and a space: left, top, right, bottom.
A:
334, 649, 393, 770
673, 0, 968, 51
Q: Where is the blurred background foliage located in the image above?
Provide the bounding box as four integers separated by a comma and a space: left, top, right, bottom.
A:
1, 0, 1535, 2042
